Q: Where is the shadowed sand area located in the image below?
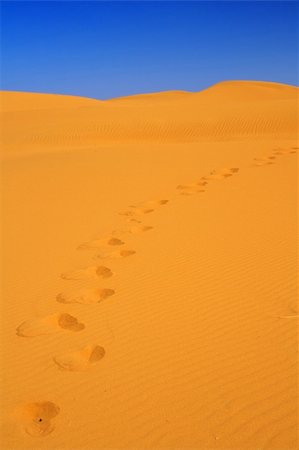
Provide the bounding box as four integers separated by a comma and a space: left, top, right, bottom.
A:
0, 81, 298, 449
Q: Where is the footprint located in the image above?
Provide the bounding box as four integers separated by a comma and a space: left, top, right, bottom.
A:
78, 237, 125, 250
119, 210, 135, 217
176, 184, 205, 194
119, 199, 167, 217
176, 184, 194, 190
254, 157, 275, 162
179, 191, 194, 196
252, 161, 274, 167
57, 288, 115, 305
149, 199, 169, 206
61, 265, 113, 280
133, 199, 169, 208
53, 345, 105, 371
210, 167, 239, 175
107, 237, 125, 245
129, 225, 153, 234
119, 207, 154, 217
14, 401, 60, 437
180, 189, 205, 196
118, 249, 136, 257
16, 313, 85, 337
126, 218, 142, 223
201, 173, 231, 181
94, 249, 136, 260
201, 167, 239, 180
273, 148, 297, 155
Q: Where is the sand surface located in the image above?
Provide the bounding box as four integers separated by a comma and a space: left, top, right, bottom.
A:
0, 81, 298, 449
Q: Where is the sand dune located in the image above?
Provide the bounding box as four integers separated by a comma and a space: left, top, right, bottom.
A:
0, 81, 298, 449
1, 81, 298, 158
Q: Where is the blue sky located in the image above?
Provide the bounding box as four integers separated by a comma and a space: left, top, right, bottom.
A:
1, 1, 298, 99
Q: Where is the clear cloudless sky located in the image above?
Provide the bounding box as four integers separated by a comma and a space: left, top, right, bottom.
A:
1, 1, 298, 99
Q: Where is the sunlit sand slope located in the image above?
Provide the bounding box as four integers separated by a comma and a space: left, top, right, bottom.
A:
0, 81, 298, 450
1, 81, 298, 157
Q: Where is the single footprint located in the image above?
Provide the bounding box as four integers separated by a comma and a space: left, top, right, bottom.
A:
210, 167, 239, 175
94, 249, 136, 260
16, 313, 85, 337
179, 191, 194, 196
254, 157, 275, 163
129, 225, 153, 234
14, 401, 60, 437
180, 189, 205, 196
61, 265, 113, 280
272, 148, 284, 155
53, 344, 105, 371
57, 288, 115, 305
176, 184, 205, 194
149, 199, 169, 206
176, 184, 194, 190
78, 237, 125, 250
252, 161, 274, 167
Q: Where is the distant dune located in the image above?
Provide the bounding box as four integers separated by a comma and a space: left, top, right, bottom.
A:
1, 81, 298, 450
1, 81, 298, 157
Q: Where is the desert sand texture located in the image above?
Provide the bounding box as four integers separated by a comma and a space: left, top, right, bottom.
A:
0, 81, 298, 450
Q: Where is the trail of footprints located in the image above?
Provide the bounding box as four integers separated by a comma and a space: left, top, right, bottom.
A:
15, 146, 297, 436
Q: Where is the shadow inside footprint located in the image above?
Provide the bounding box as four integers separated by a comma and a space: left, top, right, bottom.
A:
156, 199, 169, 205
119, 249, 136, 257
15, 401, 60, 437
58, 313, 85, 331
53, 345, 105, 371
107, 238, 124, 246
95, 266, 113, 278
126, 218, 142, 223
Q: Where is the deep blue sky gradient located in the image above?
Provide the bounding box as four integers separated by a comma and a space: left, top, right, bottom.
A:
1, 1, 298, 99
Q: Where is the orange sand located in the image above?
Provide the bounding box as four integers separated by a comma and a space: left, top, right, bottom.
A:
0, 81, 298, 449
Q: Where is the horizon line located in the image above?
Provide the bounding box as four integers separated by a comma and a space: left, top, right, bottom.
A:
1, 79, 298, 102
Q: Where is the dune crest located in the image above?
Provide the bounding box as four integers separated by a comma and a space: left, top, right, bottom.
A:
1, 81, 297, 157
